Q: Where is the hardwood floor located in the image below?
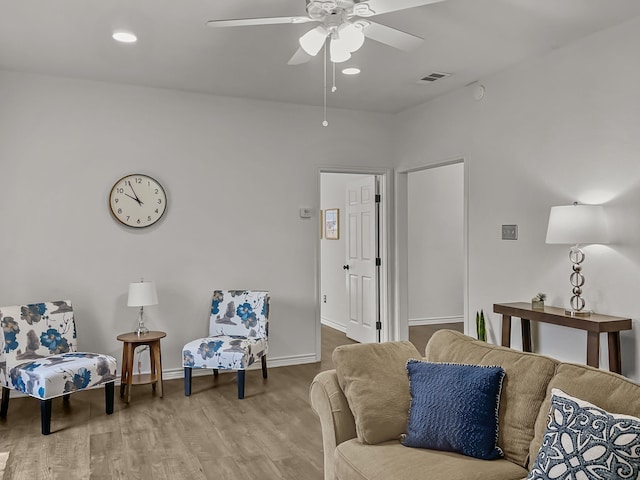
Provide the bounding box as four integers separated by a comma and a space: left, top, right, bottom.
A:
0, 324, 459, 479
409, 322, 465, 357
0, 326, 356, 480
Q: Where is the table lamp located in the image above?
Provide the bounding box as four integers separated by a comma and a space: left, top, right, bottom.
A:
127, 279, 158, 335
545, 202, 609, 316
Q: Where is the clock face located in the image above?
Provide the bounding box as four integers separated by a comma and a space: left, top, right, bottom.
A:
109, 174, 167, 228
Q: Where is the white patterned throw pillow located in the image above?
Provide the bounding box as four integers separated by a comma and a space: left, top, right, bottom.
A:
527, 388, 640, 480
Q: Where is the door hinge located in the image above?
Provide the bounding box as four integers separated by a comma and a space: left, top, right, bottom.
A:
375, 258, 381, 266
375, 194, 381, 203
376, 321, 382, 330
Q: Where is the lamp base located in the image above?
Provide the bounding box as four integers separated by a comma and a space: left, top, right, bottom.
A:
136, 324, 149, 336
564, 309, 592, 317
136, 306, 149, 336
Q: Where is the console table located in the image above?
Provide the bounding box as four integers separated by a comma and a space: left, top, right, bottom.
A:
493, 302, 632, 374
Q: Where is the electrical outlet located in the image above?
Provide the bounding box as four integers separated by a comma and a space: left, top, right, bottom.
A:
502, 224, 518, 240
323, 295, 327, 303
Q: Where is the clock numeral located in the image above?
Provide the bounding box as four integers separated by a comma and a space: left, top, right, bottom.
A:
157, 199, 162, 204
155, 208, 159, 214
126, 216, 130, 221
117, 208, 122, 214
135, 178, 142, 184
114, 198, 119, 204
117, 188, 124, 194
154, 189, 159, 194
137, 219, 141, 224
147, 216, 152, 221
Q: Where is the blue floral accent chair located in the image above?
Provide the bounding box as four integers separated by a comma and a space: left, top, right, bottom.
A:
182, 290, 270, 399
0, 301, 117, 434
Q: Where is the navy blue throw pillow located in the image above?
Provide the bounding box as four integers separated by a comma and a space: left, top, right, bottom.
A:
402, 360, 505, 460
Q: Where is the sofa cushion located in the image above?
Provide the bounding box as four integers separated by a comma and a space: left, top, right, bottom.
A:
403, 360, 505, 460
335, 439, 529, 480
333, 340, 420, 445
527, 389, 640, 480
425, 330, 558, 468
530, 363, 640, 468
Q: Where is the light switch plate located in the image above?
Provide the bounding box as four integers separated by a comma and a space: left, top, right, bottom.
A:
299, 207, 313, 219
502, 224, 518, 240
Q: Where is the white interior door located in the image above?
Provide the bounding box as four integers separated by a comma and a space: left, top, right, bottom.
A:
345, 176, 379, 343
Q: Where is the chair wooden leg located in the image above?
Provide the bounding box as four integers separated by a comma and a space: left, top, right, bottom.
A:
213, 369, 219, 378
237, 370, 245, 399
262, 355, 268, 379
63, 393, 71, 403
0, 386, 9, 418
41, 399, 52, 435
184, 367, 192, 396
105, 382, 114, 415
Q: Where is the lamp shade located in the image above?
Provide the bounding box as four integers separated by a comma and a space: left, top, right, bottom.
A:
545, 204, 610, 245
127, 281, 158, 307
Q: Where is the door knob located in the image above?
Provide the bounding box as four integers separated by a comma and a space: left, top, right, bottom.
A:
343, 265, 350, 270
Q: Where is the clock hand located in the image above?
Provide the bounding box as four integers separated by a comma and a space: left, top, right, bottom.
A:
127, 181, 144, 206
124, 193, 143, 205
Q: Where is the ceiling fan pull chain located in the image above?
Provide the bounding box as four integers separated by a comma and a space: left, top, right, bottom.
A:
322, 43, 329, 127
332, 62, 337, 93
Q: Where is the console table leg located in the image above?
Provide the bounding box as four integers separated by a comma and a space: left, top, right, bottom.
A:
521, 319, 532, 352
501, 315, 512, 347
586, 331, 600, 369
607, 332, 622, 374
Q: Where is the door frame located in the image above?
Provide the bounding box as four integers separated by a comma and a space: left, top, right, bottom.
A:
317, 166, 393, 360
394, 157, 469, 341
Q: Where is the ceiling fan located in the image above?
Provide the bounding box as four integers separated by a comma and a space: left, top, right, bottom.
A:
207, 0, 447, 65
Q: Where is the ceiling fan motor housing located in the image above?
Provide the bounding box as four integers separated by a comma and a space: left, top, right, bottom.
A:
306, 0, 358, 19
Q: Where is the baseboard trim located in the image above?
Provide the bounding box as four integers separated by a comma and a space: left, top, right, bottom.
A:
409, 316, 464, 327
321, 317, 346, 333
162, 353, 318, 381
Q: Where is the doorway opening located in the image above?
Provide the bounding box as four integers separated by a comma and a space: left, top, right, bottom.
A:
317, 167, 391, 360
396, 159, 468, 350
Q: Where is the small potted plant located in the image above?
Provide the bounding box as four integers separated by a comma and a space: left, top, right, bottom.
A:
476, 310, 486, 341
531, 293, 546, 310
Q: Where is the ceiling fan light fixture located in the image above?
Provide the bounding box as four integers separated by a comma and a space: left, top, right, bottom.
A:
342, 67, 361, 75
337, 22, 365, 53
329, 36, 351, 63
299, 25, 328, 56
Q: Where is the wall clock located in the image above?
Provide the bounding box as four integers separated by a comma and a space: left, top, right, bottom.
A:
109, 174, 167, 228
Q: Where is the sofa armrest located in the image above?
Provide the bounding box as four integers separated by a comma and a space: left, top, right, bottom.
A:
309, 369, 357, 480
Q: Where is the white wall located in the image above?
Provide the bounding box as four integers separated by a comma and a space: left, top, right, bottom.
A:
394, 17, 640, 381
0, 70, 394, 375
408, 163, 464, 325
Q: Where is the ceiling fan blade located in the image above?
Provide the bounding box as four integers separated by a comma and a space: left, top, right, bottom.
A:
206, 16, 313, 28
356, 0, 447, 17
288, 47, 312, 65
362, 21, 423, 51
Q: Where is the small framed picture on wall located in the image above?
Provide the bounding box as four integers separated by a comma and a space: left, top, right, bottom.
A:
325, 208, 339, 240
320, 210, 323, 239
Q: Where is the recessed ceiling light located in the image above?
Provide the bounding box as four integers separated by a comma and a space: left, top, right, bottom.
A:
342, 67, 361, 75
112, 31, 137, 43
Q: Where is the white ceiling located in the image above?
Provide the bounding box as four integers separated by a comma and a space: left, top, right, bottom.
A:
2, 0, 640, 114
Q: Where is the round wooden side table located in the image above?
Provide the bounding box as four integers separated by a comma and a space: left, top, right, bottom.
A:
117, 330, 166, 403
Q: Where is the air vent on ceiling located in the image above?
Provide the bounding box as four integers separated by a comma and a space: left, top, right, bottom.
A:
418, 72, 451, 84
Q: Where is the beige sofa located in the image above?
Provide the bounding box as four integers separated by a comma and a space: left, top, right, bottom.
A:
309, 329, 640, 480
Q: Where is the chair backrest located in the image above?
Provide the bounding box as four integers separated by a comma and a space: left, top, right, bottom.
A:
1, 301, 77, 386
209, 290, 269, 339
